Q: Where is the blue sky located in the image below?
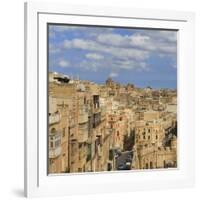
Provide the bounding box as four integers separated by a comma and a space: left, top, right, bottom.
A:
48, 24, 177, 89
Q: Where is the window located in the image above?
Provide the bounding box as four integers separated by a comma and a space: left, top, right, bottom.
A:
163, 160, 166, 168
86, 144, 92, 162
50, 159, 54, 164
148, 136, 150, 140
93, 95, 99, 108
150, 162, 153, 169
50, 141, 54, 148
117, 131, 119, 137
63, 128, 65, 137
145, 163, 148, 169
51, 128, 56, 133
78, 168, 82, 172
55, 140, 60, 147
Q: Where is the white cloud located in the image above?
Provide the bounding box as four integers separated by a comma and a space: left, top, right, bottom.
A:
130, 34, 150, 46
58, 60, 69, 68
97, 33, 126, 46
62, 30, 176, 65
97, 32, 176, 54
49, 44, 60, 54
79, 60, 99, 72
85, 53, 104, 60
51, 27, 177, 73
113, 59, 148, 70
148, 30, 177, 43
63, 38, 148, 61
62, 37, 151, 72
97, 33, 151, 49
109, 72, 118, 77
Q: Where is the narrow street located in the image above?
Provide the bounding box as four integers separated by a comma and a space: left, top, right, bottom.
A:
116, 151, 133, 170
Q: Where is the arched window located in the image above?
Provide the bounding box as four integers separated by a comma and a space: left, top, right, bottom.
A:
117, 131, 119, 137
51, 128, 57, 134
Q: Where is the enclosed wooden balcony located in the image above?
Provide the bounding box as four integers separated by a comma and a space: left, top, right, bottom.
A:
49, 129, 62, 158
78, 123, 88, 143
49, 112, 61, 125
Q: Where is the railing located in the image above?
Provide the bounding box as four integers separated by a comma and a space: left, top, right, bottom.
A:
49, 113, 61, 124
93, 106, 101, 113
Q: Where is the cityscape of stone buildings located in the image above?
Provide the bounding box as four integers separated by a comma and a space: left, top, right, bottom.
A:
48, 72, 177, 173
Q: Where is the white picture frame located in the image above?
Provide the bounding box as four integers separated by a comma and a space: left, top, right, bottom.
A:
24, 2, 195, 197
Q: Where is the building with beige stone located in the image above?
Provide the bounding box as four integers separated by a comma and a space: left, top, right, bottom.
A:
48, 73, 177, 173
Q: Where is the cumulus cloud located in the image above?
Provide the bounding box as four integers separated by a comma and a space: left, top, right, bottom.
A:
145, 30, 177, 43
79, 60, 99, 72
97, 33, 150, 49
96, 32, 176, 54
49, 44, 60, 54
58, 60, 69, 68
109, 72, 118, 78
49, 25, 177, 74
63, 38, 148, 61
85, 53, 104, 60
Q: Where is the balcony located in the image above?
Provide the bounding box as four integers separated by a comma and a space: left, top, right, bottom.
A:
49, 112, 61, 125
97, 145, 102, 157
79, 149, 87, 165
79, 113, 88, 124
78, 124, 88, 143
93, 113, 101, 128
93, 95, 100, 107
49, 146, 61, 158
79, 105, 89, 124
49, 131, 61, 158
71, 153, 78, 164
70, 143, 78, 163
93, 105, 101, 113
101, 109, 106, 121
